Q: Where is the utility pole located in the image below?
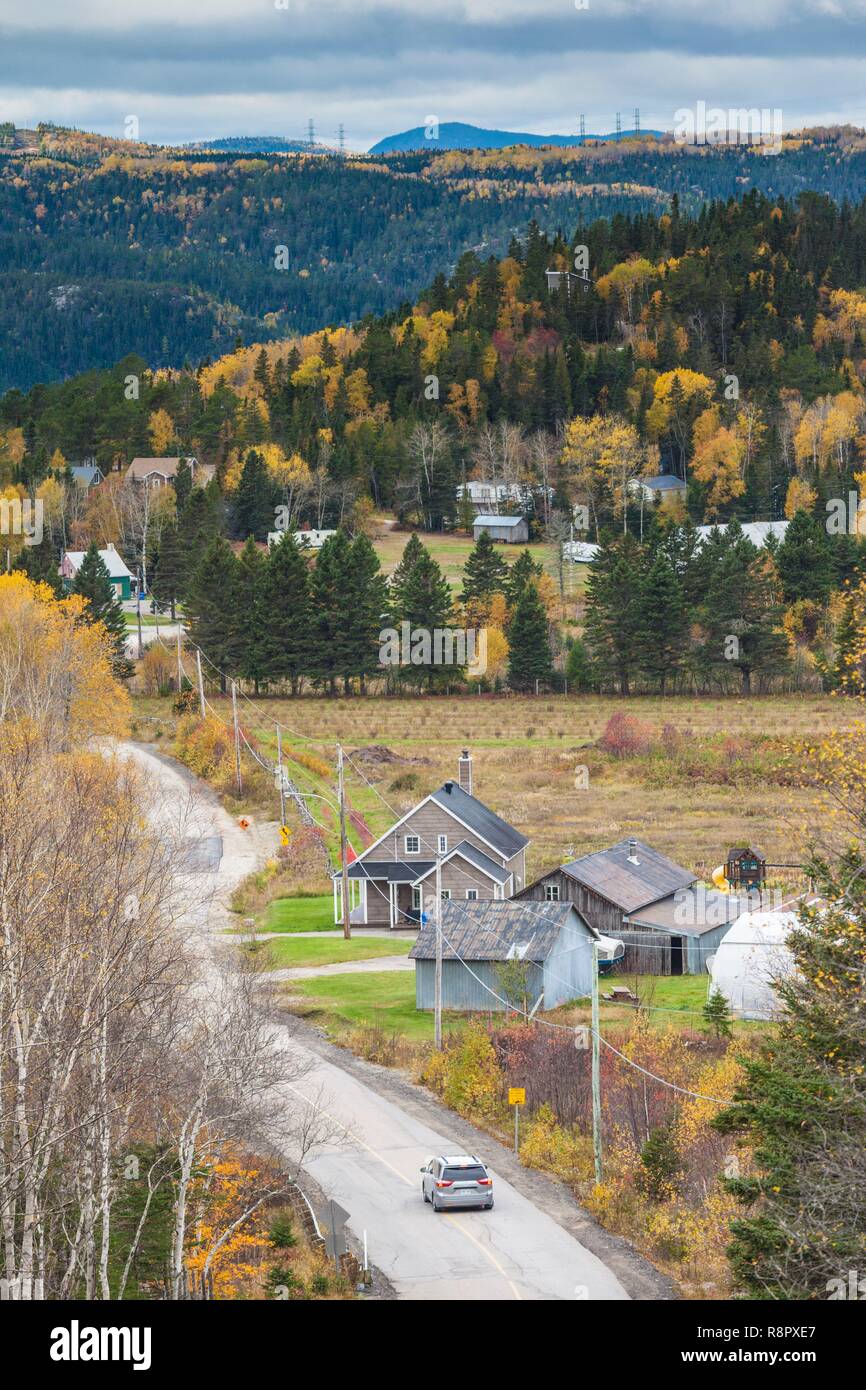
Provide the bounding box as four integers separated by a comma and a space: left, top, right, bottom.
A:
176, 627, 183, 695
135, 572, 144, 660
591, 939, 602, 1185
337, 744, 352, 940
231, 681, 242, 796
276, 727, 286, 827
434, 856, 443, 1049
195, 648, 205, 719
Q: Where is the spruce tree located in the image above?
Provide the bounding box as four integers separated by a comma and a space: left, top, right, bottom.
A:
233, 449, 276, 542
584, 533, 646, 695
700, 525, 789, 694
173, 458, 193, 511
235, 537, 269, 692
259, 532, 312, 694
507, 581, 553, 691
389, 534, 454, 689
564, 636, 595, 692
505, 548, 543, 607
71, 543, 132, 678
460, 528, 508, 623
14, 534, 62, 595
150, 522, 183, 620
775, 508, 833, 604
344, 534, 389, 692
184, 536, 241, 692
638, 550, 689, 695
308, 531, 355, 695
715, 848, 866, 1298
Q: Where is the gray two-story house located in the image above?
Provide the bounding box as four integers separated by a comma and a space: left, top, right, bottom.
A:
338, 750, 529, 928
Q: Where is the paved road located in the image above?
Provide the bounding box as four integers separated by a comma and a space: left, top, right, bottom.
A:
119, 741, 632, 1302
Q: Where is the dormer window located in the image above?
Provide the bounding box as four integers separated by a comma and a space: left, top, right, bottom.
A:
404, 834, 420, 855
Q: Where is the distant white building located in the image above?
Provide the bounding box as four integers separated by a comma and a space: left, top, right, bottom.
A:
630, 473, 687, 502
696, 520, 788, 549
268, 528, 337, 551
562, 540, 600, 563
458, 480, 539, 513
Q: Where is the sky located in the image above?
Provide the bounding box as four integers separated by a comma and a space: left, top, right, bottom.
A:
1, 0, 865, 151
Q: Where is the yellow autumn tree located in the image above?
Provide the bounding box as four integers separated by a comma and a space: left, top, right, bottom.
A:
784, 476, 818, 519
0, 573, 129, 743
148, 407, 175, 456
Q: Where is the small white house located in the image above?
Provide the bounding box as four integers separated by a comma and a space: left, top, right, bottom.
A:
630, 473, 687, 503
709, 910, 799, 1020
60, 542, 136, 600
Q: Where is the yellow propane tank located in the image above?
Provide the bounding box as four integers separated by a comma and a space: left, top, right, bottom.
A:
712, 864, 730, 893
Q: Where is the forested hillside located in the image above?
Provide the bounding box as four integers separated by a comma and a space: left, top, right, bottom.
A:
6, 122, 866, 391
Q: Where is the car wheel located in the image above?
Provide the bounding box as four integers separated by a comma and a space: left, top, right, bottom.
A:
485, 1199, 494, 1210
422, 1186, 429, 1203
431, 1197, 441, 1212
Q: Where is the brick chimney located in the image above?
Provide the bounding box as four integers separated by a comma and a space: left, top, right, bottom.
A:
458, 748, 473, 796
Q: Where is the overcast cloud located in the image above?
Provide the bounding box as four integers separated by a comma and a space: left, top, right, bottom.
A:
0, 0, 864, 150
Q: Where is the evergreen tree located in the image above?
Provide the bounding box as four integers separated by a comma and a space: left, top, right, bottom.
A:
259, 532, 312, 694
13, 534, 61, 595
235, 537, 269, 692
715, 848, 866, 1298
507, 581, 553, 691
70, 543, 132, 678
150, 522, 183, 620
775, 508, 833, 604
344, 534, 389, 692
504, 548, 543, 607
584, 533, 646, 695
700, 524, 789, 694
638, 551, 689, 694
564, 636, 595, 692
232, 449, 276, 542
308, 531, 355, 695
185, 536, 241, 691
460, 528, 508, 623
389, 534, 454, 688
702, 988, 733, 1039
173, 458, 193, 511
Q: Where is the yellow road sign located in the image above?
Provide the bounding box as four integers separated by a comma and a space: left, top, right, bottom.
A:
508, 1087, 526, 1106
279, 825, 292, 846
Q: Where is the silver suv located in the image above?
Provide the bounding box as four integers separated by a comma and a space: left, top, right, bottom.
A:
420, 1154, 494, 1212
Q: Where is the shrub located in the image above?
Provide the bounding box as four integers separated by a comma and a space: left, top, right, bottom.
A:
637, 1121, 684, 1202
139, 642, 175, 695
598, 712, 655, 758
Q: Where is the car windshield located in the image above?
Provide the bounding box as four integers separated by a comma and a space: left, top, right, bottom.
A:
443, 1165, 487, 1181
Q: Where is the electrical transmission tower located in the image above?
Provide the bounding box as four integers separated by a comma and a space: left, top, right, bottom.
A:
579, 114, 585, 143
307, 118, 315, 149
615, 112, 621, 140
338, 123, 345, 155
634, 107, 640, 136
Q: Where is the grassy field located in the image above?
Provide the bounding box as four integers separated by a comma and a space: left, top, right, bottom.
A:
159, 690, 850, 888
260, 893, 336, 933
369, 522, 574, 591
258, 935, 413, 969
283, 969, 731, 1044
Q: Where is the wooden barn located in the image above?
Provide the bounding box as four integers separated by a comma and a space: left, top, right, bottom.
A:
516, 838, 746, 976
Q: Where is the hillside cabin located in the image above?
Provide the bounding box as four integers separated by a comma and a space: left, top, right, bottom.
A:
410, 899, 597, 1011
126, 456, 205, 488
545, 269, 591, 297
472, 514, 529, 544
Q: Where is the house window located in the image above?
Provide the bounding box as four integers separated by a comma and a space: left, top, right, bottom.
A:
441, 889, 451, 901
437, 834, 448, 854
545, 884, 561, 902
404, 834, 420, 854
411, 887, 421, 911
466, 889, 478, 901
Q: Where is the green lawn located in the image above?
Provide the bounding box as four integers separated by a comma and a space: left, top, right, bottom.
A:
287, 970, 443, 1040
259, 936, 413, 970
262, 894, 337, 933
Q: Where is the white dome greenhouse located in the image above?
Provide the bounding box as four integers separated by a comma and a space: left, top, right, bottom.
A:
709, 910, 800, 1021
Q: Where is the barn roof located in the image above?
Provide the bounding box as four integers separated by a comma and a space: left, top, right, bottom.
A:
430, 780, 529, 857
625, 889, 750, 938
473, 514, 524, 528
409, 899, 593, 961
561, 838, 695, 913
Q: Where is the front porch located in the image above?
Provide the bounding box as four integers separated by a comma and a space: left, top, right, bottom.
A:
338, 862, 431, 928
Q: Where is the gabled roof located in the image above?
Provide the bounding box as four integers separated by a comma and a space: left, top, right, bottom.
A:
70, 464, 103, 485
642, 472, 686, 491
355, 780, 528, 865
409, 899, 593, 961
444, 840, 512, 884
348, 859, 435, 882
473, 514, 524, 527
62, 544, 134, 581
429, 781, 528, 858
560, 838, 695, 913
127, 457, 183, 480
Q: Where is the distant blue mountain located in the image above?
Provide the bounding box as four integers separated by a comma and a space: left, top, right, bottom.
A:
368, 121, 661, 154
